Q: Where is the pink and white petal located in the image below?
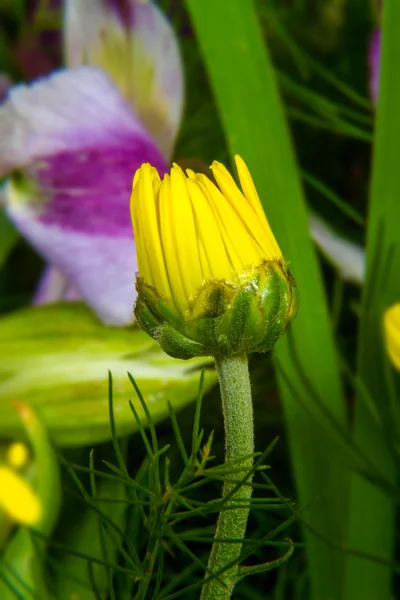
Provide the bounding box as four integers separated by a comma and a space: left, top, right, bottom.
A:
7, 181, 137, 325
0, 66, 154, 176
309, 215, 365, 285
34, 266, 70, 305
0, 67, 168, 325
63, 285, 81, 301
64, 0, 184, 160
34, 265, 81, 305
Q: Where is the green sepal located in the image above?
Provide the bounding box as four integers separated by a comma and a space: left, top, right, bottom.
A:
134, 294, 162, 338
185, 311, 233, 356
135, 259, 299, 359
225, 281, 266, 351
157, 323, 207, 359
189, 280, 234, 319
257, 262, 297, 352
136, 277, 181, 329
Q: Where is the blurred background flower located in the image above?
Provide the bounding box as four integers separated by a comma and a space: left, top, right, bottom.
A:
309, 214, 365, 284
384, 303, 400, 371
0, 0, 214, 449
0, 442, 42, 526
0, 402, 61, 599
0, 65, 168, 325
0, 0, 183, 325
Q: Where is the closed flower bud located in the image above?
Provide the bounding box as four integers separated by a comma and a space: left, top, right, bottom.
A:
131, 155, 299, 359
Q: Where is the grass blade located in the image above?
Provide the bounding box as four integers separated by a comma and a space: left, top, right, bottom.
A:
344, 2, 400, 598
185, 2, 347, 598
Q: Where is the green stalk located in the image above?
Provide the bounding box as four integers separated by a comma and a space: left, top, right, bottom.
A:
186, 3, 346, 598
201, 354, 254, 600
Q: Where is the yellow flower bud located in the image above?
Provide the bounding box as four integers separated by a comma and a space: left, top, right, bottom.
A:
384, 303, 400, 370
131, 155, 299, 358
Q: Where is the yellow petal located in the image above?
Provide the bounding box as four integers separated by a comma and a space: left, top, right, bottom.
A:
0, 466, 42, 525
211, 159, 282, 260
235, 155, 283, 260
195, 174, 262, 271
7, 442, 29, 469
132, 164, 156, 287
132, 168, 142, 190
211, 161, 267, 248
384, 303, 400, 370
131, 165, 152, 285
186, 178, 232, 280
167, 165, 202, 306
234, 154, 270, 223
158, 174, 187, 311
135, 165, 170, 298
151, 168, 161, 196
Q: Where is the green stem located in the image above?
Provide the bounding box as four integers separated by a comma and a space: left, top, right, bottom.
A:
200, 354, 254, 600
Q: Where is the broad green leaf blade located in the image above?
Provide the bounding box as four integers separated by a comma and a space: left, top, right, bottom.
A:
0, 303, 217, 447
185, 2, 346, 599
344, 2, 400, 598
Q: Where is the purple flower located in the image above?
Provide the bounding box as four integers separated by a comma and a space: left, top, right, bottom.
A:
0, 0, 183, 325
64, 0, 183, 160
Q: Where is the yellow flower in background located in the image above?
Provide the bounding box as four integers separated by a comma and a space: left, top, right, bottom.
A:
7, 441, 29, 469
0, 444, 42, 526
131, 155, 299, 359
384, 303, 400, 370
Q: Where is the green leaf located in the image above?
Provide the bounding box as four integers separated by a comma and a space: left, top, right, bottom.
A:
185, 2, 347, 599
344, 3, 400, 599
0, 303, 217, 447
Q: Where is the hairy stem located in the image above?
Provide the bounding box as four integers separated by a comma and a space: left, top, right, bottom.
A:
200, 354, 254, 600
